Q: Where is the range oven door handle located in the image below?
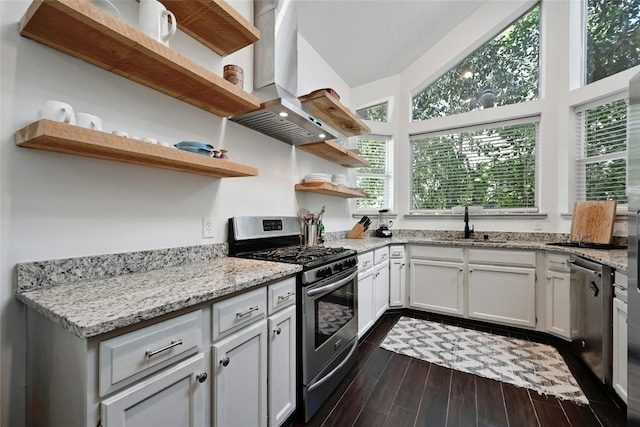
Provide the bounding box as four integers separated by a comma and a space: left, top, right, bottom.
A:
306, 271, 358, 297
567, 261, 602, 278
307, 338, 358, 393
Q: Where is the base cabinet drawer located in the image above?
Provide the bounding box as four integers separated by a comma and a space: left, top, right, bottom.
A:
100, 353, 207, 427
212, 287, 267, 341
99, 310, 203, 396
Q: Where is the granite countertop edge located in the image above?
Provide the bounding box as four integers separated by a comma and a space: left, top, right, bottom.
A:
326, 237, 628, 272
17, 257, 301, 339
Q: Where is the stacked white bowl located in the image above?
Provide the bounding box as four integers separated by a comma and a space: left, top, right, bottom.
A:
332, 174, 348, 186
304, 173, 332, 183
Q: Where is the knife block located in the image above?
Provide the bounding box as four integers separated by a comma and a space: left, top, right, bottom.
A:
346, 223, 365, 239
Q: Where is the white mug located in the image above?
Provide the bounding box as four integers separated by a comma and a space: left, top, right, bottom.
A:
112, 130, 129, 138
41, 100, 75, 125
138, 0, 177, 47
76, 113, 103, 131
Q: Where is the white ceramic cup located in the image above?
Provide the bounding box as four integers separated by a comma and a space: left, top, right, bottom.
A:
141, 137, 157, 144
41, 100, 75, 124
112, 130, 129, 138
76, 113, 103, 131
138, 0, 177, 47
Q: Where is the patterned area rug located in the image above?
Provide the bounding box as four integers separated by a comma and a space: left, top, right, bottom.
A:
380, 317, 588, 405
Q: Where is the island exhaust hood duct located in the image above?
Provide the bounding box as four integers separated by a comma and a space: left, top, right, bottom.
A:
229, 0, 342, 145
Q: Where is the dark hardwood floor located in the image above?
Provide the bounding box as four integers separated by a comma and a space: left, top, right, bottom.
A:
293, 310, 627, 427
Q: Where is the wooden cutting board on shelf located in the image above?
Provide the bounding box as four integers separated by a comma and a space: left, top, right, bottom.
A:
569, 201, 617, 244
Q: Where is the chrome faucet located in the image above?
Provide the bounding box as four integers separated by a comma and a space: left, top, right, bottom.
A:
464, 206, 474, 239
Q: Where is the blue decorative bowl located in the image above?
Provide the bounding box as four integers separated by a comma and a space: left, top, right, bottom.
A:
176, 146, 213, 156
175, 141, 214, 151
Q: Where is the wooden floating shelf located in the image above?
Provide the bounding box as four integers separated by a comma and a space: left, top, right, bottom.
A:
155, 0, 259, 56
15, 120, 259, 178
299, 90, 371, 137
295, 182, 369, 198
19, 0, 260, 117
297, 140, 371, 168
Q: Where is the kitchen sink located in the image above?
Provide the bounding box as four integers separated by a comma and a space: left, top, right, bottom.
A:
436, 238, 508, 244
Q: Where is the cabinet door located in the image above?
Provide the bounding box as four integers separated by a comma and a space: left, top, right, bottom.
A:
268, 306, 296, 427
373, 262, 389, 320
468, 265, 536, 327
389, 258, 406, 308
101, 354, 207, 427
358, 270, 374, 338
613, 297, 628, 404
213, 319, 267, 427
545, 270, 571, 339
409, 259, 464, 316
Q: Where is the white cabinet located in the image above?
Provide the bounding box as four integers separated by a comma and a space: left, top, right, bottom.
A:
545, 253, 572, 339
389, 246, 406, 308
613, 271, 628, 404
101, 353, 207, 427
211, 277, 297, 427
267, 278, 296, 427
357, 248, 389, 338
373, 247, 390, 320
212, 319, 268, 427
409, 246, 465, 316
468, 249, 536, 328
373, 260, 390, 319
357, 258, 375, 338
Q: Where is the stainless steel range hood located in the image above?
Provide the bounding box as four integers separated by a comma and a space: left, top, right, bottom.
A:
229, 0, 342, 145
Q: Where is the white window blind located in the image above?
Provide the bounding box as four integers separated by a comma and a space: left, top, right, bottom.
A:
356, 135, 393, 211
410, 118, 539, 212
574, 96, 628, 204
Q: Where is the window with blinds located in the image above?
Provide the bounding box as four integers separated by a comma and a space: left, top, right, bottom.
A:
574, 96, 628, 204
356, 136, 393, 211
410, 118, 538, 212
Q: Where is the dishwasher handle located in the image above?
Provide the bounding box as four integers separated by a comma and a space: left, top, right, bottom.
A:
568, 260, 602, 278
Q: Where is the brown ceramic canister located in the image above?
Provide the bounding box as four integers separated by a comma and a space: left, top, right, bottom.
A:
223, 65, 244, 89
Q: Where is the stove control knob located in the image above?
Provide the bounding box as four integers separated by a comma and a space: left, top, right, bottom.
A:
347, 259, 357, 268
334, 262, 344, 272
318, 267, 332, 277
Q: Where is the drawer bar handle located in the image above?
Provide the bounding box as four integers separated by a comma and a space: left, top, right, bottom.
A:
236, 305, 259, 318
145, 339, 182, 358
277, 291, 295, 301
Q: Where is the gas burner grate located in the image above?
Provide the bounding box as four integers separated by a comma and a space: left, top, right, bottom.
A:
248, 245, 348, 263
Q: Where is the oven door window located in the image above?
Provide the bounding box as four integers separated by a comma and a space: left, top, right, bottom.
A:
315, 281, 355, 348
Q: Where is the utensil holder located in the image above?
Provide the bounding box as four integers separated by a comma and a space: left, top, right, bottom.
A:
304, 224, 318, 246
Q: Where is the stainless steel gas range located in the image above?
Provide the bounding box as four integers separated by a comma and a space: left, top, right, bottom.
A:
228, 216, 358, 422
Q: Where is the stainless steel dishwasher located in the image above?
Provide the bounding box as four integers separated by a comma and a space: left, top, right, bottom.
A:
569, 255, 614, 384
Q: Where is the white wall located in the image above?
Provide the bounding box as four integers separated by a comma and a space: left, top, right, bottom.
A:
0, 1, 353, 424
353, 0, 636, 236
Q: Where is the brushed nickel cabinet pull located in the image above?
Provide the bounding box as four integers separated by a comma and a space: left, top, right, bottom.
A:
145, 339, 182, 358
236, 305, 259, 318
277, 291, 295, 301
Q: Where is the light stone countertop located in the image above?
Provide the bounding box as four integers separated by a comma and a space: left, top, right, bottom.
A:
325, 236, 628, 272
16, 257, 301, 339
16, 233, 628, 340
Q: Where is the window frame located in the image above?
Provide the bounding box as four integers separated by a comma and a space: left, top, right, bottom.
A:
408, 116, 541, 215
355, 134, 394, 214
572, 92, 629, 210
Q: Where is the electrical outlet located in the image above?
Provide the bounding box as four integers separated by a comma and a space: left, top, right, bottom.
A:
533, 220, 542, 231
203, 217, 215, 238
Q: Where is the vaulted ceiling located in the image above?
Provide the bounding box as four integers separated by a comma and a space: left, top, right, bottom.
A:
297, 0, 488, 88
